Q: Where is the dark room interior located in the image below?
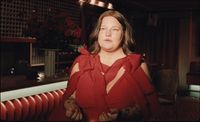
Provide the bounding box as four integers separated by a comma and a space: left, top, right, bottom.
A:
1, 0, 199, 121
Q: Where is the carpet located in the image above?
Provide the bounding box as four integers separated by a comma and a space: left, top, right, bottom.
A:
156, 96, 200, 121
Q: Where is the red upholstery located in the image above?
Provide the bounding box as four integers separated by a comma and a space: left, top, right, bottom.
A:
0, 102, 7, 120
40, 93, 49, 116
51, 91, 60, 107
61, 88, 66, 93
27, 96, 36, 119
187, 62, 200, 85
20, 97, 30, 120
56, 89, 64, 103
13, 99, 22, 120
46, 92, 55, 113
5, 100, 15, 120
1, 88, 66, 121
34, 94, 43, 119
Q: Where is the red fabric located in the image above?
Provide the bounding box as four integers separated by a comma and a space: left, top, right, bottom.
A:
5, 100, 15, 120
34, 95, 43, 118
48, 48, 159, 121
0, 102, 7, 120
20, 97, 30, 120
27, 96, 36, 119
51, 91, 60, 107
40, 93, 49, 115
13, 99, 23, 120
46, 92, 55, 113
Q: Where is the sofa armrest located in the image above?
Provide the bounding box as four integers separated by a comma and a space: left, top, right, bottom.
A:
0, 81, 67, 121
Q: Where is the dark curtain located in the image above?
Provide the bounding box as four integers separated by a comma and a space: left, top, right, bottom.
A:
134, 17, 179, 70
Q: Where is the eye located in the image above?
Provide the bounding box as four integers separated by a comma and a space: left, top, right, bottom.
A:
113, 28, 119, 31
112, 28, 120, 31
100, 27, 106, 30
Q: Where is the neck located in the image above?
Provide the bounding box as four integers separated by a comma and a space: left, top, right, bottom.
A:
99, 48, 126, 66
99, 48, 125, 57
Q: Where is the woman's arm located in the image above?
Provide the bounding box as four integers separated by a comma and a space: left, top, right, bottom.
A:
63, 62, 83, 121
140, 62, 151, 80
140, 62, 160, 120
64, 92, 83, 120
118, 104, 143, 121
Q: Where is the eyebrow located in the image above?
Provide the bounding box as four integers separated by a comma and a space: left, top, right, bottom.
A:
100, 25, 121, 28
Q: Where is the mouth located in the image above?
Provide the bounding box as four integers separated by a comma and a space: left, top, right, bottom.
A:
104, 39, 112, 42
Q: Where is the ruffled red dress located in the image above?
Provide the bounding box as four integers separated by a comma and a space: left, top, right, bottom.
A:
48, 48, 159, 121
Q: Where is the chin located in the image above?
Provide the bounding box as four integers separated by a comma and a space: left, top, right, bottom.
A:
102, 48, 115, 52
101, 45, 111, 49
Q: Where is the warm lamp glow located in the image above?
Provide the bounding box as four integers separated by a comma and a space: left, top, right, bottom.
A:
107, 3, 113, 9
98, 1, 105, 7
79, 0, 86, 6
81, 0, 114, 9
90, 0, 96, 5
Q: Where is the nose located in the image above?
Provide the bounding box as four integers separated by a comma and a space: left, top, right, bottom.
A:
106, 29, 111, 36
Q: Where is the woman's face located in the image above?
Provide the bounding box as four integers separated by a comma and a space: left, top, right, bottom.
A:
98, 16, 123, 52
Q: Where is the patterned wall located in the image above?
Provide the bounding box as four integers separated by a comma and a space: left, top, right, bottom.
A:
1, 0, 81, 37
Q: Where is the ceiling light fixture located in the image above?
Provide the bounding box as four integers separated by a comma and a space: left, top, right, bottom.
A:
98, 1, 105, 7
89, 0, 96, 5
107, 3, 113, 9
79, 0, 113, 9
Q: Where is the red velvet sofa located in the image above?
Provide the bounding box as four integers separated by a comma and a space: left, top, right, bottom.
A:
1, 88, 66, 121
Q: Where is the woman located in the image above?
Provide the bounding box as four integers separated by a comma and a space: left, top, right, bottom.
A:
48, 10, 159, 122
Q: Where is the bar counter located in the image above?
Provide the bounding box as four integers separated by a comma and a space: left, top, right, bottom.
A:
1, 73, 67, 92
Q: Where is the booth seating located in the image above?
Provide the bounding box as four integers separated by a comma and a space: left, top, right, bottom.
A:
0, 88, 66, 121
186, 62, 200, 85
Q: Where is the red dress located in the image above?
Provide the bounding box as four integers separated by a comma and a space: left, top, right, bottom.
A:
48, 48, 159, 121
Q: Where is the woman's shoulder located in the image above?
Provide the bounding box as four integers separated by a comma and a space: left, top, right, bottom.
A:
73, 47, 95, 68
75, 47, 91, 61
127, 53, 142, 63
125, 53, 144, 71
78, 46, 90, 55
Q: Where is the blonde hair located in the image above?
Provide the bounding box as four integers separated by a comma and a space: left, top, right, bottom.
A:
89, 10, 136, 54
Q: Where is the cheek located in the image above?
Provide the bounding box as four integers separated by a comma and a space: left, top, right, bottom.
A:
97, 34, 103, 43
98, 33, 102, 39
114, 34, 122, 43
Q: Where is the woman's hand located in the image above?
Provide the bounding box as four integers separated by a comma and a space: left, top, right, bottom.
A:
120, 104, 143, 121
98, 108, 119, 121
64, 97, 83, 121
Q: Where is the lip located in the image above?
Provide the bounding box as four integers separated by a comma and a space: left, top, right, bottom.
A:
104, 38, 112, 42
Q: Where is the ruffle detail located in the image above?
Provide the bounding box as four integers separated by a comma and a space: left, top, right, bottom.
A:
78, 47, 90, 55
